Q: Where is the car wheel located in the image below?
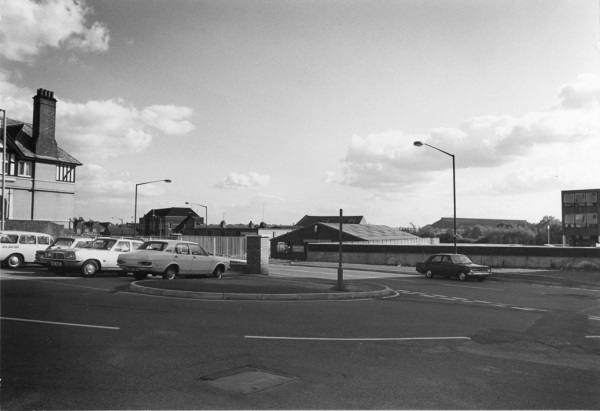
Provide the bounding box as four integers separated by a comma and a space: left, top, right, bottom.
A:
425, 269, 434, 279
163, 266, 178, 280
212, 265, 224, 279
6, 254, 23, 269
81, 260, 99, 277
133, 272, 147, 280
458, 272, 467, 281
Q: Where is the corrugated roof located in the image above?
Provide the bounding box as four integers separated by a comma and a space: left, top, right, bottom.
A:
320, 223, 419, 241
296, 215, 366, 226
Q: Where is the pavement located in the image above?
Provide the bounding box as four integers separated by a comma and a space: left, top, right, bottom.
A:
129, 260, 600, 301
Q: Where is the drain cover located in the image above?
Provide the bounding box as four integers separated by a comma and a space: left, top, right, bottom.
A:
201, 366, 296, 395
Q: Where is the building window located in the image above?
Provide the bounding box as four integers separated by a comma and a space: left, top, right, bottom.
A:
563, 194, 574, 206
1, 153, 17, 175
588, 213, 598, 228
17, 160, 32, 177
564, 214, 574, 228
575, 214, 586, 227
56, 163, 76, 182
575, 193, 586, 206
586, 193, 598, 207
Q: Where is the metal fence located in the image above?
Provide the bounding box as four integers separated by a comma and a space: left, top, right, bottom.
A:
181, 236, 247, 260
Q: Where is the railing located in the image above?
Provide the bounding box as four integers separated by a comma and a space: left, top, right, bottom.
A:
181, 236, 247, 260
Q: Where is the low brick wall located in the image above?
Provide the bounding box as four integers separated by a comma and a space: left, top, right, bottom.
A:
307, 243, 600, 270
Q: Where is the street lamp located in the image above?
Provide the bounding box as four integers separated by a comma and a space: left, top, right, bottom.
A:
186, 202, 208, 235
414, 141, 457, 254
134, 179, 171, 236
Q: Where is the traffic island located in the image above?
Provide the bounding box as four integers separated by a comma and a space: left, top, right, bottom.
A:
128, 275, 394, 301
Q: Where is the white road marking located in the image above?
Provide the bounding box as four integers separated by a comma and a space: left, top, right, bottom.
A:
245, 335, 471, 341
589, 316, 600, 321
585, 336, 600, 339
440, 283, 504, 291
1, 316, 119, 330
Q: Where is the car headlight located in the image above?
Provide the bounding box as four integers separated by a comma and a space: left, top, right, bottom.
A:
65, 252, 76, 260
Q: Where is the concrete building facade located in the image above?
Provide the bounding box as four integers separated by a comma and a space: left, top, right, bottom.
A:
562, 188, 600, 247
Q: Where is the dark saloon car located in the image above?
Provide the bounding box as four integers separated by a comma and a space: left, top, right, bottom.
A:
415, 253, 491, 281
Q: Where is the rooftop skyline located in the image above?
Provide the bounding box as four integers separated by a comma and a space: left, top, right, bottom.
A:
1, 0, 599, 227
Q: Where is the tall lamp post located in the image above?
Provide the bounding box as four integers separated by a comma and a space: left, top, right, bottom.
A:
134, 179, 171, 236
185, 201, 208, 235
414, 141, 457, 254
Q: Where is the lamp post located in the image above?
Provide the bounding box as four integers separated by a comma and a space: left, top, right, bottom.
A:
414, 141, 457, 254
186, 202, 208, 235
1, 109, 6, 230
134, 179, 171, 236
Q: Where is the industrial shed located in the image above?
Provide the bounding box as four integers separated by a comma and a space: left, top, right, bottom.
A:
270, 222, 422, 260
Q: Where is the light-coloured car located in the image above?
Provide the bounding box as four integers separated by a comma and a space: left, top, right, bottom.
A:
37, 237, 94, 271
117, 239, 230, 280
45, 237, 144, 277
1, 230, 54, 268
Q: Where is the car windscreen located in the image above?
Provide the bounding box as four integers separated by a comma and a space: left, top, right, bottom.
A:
138, 242, 168, 251
52, 238, 75, 248
451, 255, 473, 264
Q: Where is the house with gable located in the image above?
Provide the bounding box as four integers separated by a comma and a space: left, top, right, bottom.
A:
1, 89, 82, 228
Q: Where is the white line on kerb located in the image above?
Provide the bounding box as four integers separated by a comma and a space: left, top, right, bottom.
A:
245, 336, 471, 341
1, 317, 120, 330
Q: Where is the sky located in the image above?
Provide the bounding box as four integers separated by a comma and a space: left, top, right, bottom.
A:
1, 0, 599, 228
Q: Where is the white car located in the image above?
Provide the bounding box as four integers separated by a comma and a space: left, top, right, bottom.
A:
117, 239, 230, 280
1, 230, 54, 268
45, 237, 144, 277
37, 236, 94, 270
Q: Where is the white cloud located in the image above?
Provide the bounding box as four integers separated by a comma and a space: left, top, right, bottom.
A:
215, 172, 271, 189
57, 98, 195, 159
331, 73, 600, 193
0, 0, 109, 62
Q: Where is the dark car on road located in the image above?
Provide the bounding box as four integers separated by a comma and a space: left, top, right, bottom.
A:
415, 253, 491, 281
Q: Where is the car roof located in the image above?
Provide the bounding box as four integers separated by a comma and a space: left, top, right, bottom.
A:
143, 239, 197, 245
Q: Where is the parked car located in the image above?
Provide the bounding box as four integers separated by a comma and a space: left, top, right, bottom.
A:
36, 236, 94, 270
415, 253, 491, 281
0, 230, 54, 268
45, 237, 144, 277
117, 239, 230, 280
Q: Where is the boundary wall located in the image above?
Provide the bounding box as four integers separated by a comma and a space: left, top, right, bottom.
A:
307, 243, 600, 270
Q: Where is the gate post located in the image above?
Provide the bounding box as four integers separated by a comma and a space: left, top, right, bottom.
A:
246, 235, 269, 276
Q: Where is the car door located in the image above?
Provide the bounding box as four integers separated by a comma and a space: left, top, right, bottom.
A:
174, 243, 193, 274
428, 255, 444, 275
190, 244, 213, 274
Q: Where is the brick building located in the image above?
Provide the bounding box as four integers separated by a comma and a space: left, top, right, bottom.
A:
1, 89, 82, 227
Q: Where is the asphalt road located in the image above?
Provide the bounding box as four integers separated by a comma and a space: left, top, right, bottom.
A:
1, 264, 599, 410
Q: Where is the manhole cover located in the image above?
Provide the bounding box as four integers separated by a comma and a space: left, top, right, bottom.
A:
200, 366, 296, 395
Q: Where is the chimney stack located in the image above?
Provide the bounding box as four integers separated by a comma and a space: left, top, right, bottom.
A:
32, 88, 58, 157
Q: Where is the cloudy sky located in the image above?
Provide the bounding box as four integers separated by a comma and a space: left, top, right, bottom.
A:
1, 0, 599, 228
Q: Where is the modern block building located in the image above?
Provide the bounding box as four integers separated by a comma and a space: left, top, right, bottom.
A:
1, 89, 81, 227
562, 188, 600, 247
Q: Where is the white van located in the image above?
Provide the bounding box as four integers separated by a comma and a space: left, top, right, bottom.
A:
0, 231, 54, 269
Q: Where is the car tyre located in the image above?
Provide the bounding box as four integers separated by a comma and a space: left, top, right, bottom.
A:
6, 254, 23, 269
425, 269, 434, 279
163, 266, 178, 280
81, 260, 99, 278
458, 272, 467, 281
133, 272, 147, 280
212, 265, 224, 279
